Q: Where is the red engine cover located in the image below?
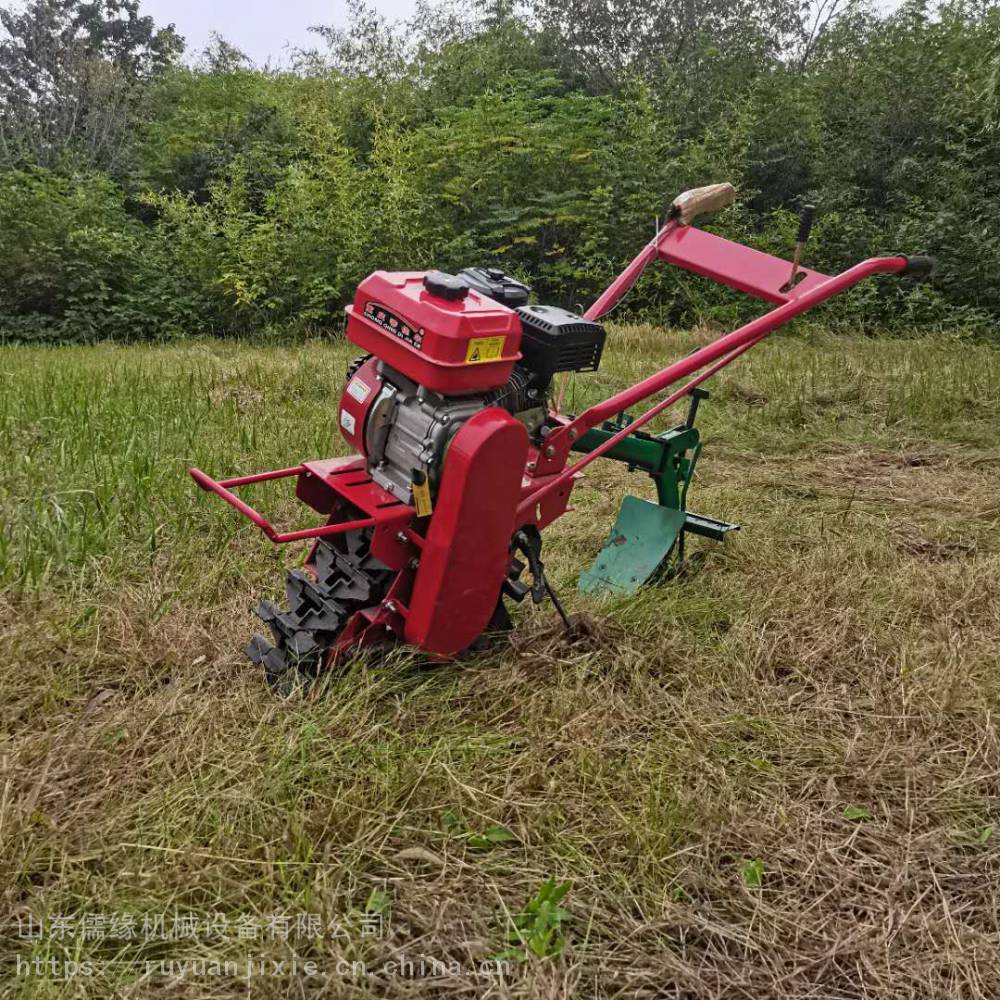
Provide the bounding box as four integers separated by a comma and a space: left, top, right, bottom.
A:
345, 271, 522, 395
404, 407, 529, 657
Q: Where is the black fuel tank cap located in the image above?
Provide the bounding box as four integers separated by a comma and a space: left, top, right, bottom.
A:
423, 271, 469, 301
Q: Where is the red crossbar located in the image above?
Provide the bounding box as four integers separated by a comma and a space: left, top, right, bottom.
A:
190, 466, 377, 543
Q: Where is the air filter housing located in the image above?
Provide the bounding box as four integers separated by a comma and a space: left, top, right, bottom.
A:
515, 304, 606, 388
457, 267, 531, 309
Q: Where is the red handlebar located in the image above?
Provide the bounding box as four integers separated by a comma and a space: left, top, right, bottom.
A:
520, 253, 909, 520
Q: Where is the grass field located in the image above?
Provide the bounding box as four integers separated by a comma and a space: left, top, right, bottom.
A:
2, 326, 999, 998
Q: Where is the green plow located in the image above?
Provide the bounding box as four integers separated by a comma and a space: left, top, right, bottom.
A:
574, 389, 739, 595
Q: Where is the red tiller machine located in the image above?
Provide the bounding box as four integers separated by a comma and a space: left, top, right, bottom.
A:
191, 184, 933, 693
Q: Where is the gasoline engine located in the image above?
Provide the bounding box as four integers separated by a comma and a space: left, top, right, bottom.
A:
339, 268, 605, 511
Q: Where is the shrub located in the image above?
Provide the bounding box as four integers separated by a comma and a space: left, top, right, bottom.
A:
0, 168, 217, 341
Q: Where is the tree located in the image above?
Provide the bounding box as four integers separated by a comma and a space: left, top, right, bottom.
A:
300, 0, 410, 80
533, 0, 804, 98
0, 0, 183, 173
196, 32, 251, 74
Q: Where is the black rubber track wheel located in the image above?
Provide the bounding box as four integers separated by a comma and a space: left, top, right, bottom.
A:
246, 529, 393, 695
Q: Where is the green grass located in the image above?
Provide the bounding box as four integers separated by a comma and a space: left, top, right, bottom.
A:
2, 327, 999, 997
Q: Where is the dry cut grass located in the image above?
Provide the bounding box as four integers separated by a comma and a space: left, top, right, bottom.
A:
1, 327, 999, 998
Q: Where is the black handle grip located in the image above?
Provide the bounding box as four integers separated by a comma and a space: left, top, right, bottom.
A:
900, 255, 937, 281
796, 204, 816, 244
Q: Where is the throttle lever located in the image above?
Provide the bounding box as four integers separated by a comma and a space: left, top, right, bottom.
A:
781, 204, 816, 292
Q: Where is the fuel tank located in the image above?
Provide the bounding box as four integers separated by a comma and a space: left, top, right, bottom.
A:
345, 270, 523, 395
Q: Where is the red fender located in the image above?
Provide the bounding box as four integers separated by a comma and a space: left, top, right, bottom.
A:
405, 407, 529, 656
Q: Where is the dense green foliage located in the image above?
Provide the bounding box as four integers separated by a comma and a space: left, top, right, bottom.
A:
0, 0, 998, 341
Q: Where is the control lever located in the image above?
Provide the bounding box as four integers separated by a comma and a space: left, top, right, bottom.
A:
685, 387, 710, 429
781, 204, 816, 292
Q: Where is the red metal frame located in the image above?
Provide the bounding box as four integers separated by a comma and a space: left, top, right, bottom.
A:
296, 456, 417, 569
583, 216, 833, 321
190, 465, 379, 544
656, 224, 830, 305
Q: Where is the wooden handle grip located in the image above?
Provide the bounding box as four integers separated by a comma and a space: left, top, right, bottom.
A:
670, 183, 736, 226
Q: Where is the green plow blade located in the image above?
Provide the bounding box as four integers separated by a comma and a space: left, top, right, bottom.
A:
578, 495, 686, 595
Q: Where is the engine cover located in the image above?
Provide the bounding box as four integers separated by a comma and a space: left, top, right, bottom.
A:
345, 271, 523, 395
404, 407, 529, 657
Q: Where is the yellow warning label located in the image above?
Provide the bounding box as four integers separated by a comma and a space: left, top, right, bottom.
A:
411, 477, 433, 517
465, 336, 505, 364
